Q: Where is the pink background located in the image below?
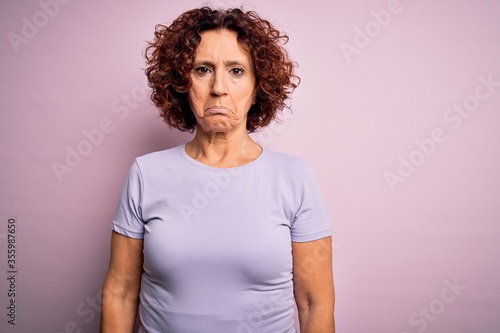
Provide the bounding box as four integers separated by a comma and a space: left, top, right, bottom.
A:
1, 0, 499, 332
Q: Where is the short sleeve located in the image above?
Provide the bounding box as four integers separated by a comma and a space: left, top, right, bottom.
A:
111, 160, 145, 239
291, 165, 332, 242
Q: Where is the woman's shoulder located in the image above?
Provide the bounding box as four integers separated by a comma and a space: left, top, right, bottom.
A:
262, 147, 312, 172
134, 143, 185, 169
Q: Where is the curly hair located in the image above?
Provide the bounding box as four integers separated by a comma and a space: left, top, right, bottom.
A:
144, 7, 300, 133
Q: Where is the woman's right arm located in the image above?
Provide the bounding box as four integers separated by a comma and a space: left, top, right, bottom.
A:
100, 231, 143, 333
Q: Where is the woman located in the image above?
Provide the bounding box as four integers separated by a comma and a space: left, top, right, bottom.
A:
101, 7, 335, 333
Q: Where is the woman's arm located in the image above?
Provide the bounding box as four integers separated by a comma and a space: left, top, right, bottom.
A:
292, 236, 335, 333
100, 231, 143, 333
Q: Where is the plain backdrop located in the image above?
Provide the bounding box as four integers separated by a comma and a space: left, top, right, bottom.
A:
1, 0, 499, 332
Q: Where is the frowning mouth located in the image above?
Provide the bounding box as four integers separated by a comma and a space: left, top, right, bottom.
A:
206, 106, 230, 115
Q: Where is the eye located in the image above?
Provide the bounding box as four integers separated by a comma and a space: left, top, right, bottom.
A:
194, 66, 211, 75
229, 68, 244, 76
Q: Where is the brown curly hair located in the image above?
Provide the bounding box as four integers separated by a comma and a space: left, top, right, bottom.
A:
144, 7, 300, 133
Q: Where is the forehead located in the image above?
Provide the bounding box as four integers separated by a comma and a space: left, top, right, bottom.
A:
195, 29, 251, 63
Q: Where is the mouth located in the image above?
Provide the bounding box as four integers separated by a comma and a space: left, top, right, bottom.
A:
206, 106, 230, 115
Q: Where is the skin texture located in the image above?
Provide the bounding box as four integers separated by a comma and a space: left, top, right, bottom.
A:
100, 28, 335, 332
100, 232, 143, 333
293, 237, 336, 332
185, 29, 262, 168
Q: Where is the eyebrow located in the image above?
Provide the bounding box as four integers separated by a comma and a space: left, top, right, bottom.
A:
193, 60, 249, 68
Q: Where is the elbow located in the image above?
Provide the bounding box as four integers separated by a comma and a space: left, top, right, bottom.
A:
101, 274, 141, 305
295, 292, 335, 333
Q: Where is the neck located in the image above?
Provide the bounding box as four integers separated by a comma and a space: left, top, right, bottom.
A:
185, 126, 262, 168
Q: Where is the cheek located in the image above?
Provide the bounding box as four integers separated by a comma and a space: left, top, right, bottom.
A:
188, 88, 205, 111
239, 89, 256, 107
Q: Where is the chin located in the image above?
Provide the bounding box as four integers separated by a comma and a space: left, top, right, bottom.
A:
201, 120, 234, 133
200, 125, 230, 134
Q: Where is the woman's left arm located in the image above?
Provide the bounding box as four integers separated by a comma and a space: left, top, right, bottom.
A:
293, 236, 335, 333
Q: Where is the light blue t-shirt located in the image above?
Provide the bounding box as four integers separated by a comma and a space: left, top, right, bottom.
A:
112, 143, 332, 333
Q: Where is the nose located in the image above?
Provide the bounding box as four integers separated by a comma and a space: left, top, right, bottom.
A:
210, 71, 227, 97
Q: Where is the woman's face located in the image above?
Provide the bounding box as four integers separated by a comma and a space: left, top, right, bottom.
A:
188, 29, 256, 135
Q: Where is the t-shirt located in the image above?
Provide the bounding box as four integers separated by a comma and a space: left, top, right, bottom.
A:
112, 142, 332, 333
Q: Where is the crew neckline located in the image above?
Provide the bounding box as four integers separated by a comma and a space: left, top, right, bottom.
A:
178, 142, 266, 172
